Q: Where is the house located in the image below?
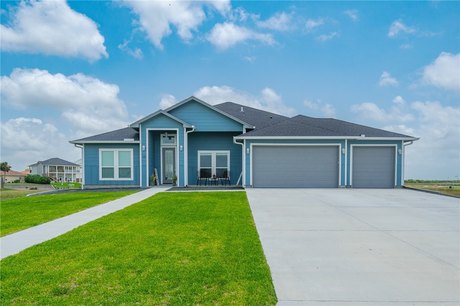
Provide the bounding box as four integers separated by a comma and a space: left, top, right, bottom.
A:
70, 96, 418, 189
0, 169, 30, 183
29, 158, 81, 182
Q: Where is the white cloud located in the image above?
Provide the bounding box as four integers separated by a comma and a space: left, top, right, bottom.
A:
123, 0, 230, 49
317, 32, 338, 42
159, 94, 177, 109
0, 117, 79, 170
343, 9, 359, 22
0, 0, 107, 61
257, 12, 292, 31
305, 18, 324, 32
379, 71, 399, 87
304, 99, 336, 118
207, 22, 274, 50
388, 20, 416, 38
351, 99, 459, 179
1, 68, 128, 136
118, 40, 143, 60
193, 85, 296, 116
422, 52, 460, 93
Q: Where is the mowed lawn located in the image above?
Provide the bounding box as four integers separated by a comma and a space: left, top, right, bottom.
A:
0, 191, 135, 236
0, 192, 277, 305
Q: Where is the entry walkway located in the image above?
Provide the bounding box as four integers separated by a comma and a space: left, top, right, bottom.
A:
1, 187, 168, 260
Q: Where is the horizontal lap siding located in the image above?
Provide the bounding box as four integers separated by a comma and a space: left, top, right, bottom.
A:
84, 143, 140, 186
188, 132, 242, 185
169, 100, 243, 132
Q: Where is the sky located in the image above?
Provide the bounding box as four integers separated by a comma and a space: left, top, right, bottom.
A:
1, 0, 459, 180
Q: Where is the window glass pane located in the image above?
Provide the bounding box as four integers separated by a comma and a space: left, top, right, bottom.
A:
101, 151, 114, 167
216, 168, 228, 178
119, 167, 131, 179
200, 168, 211, 178
102, 168, 114, 178
200, 154, 212, 167
161, 134, 176, 145
216, 154, 228, 168
57, 166, 64, 172
118, 151, 131, 167
49, 166, 56, 172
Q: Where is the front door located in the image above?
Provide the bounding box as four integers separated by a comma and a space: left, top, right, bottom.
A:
162, 147, 176, 184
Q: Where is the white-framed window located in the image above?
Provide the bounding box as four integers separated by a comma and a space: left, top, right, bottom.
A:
99, 149, 134, 180
161, 133, 176, 145
198, 151, 230, 178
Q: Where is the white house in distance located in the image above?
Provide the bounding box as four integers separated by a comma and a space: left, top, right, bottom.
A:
29, 157, 81, 182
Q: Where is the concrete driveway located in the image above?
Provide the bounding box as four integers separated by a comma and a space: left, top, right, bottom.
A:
246, 189, 460, 305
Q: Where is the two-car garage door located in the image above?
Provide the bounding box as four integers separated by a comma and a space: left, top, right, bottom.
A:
252, 146, 339, 188
252, 145, 396, 188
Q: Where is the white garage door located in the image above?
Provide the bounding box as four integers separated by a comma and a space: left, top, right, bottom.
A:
252, 146, 339, 188
352, 146, 395, 188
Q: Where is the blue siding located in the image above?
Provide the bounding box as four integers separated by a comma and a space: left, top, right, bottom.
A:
188, 132, 243, 185
140, 113, 185, 187
169, 100, 244, 132
347, 140, 403, 187
84, 143, 140, 187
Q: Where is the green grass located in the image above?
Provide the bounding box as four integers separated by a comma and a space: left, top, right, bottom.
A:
0, 192, 277, 305
405, 181, 460, 197
0, 188, 37, 200
51, 182, 82, 189
0, 191, 135, 236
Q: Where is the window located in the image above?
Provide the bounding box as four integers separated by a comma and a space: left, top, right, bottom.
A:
161, 134, 176, 145
198, 151, 230, 178
99, 149, 133, 180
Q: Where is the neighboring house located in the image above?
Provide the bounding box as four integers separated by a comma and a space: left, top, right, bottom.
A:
70, 96, 418, 189
0, 169, 30, 183
29, 158, 81, 182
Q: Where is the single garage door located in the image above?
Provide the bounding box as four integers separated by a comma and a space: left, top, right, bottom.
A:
252, 146, 339, 188
352, 146, 395, 188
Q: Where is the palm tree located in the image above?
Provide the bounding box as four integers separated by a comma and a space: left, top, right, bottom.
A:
1, 161, 12, 189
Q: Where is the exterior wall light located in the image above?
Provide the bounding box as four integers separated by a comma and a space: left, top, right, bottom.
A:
142, 145, 145, 151
342, 148, 346, 154
398, 149, 402, 155
246, 147, 250, 154
180, 145, 183, 151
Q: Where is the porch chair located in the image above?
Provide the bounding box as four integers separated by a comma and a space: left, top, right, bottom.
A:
219, 170, 231, 186
196, 170, 208, 186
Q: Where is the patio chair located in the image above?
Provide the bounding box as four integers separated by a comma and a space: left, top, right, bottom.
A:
219, 170, 231, 186
196, 170, 208, 186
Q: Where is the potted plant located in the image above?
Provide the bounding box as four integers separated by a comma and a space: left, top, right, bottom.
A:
172, 174, 177, 186
150, 174, 157, 186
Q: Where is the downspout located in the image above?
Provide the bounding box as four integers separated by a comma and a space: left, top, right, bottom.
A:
233, 137, 244, 186
402, 140, 414, 186
185, 126, 195, 186
74, 144, 84, 189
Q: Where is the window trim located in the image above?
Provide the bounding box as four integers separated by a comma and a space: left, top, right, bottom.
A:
197, 150, 230, 178
99, 148, 134, 181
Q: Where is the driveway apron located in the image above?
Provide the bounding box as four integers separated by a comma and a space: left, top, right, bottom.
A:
246, 188, 460, 305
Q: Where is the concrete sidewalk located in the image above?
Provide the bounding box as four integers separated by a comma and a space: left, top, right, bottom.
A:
1, 187, 168, 260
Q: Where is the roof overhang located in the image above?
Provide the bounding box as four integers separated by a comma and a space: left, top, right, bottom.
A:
69, 140, 140, 144
234, 135, 419, 141
164, 96, 253, 129
130, 110, 193, 128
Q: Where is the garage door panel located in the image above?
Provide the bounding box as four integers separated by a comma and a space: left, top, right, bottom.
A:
352, 146, 395, 188
253, 146, 339, 188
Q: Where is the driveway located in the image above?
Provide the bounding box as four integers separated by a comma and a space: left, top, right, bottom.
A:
246, 189, 460, 305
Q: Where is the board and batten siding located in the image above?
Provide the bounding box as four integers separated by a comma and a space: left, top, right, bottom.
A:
169, 100, 244, 132
139, 113, 185, 187
187, 132, 242, 185
84, 143, 140, 187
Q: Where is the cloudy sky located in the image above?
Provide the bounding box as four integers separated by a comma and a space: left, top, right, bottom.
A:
1, 0, 459, 179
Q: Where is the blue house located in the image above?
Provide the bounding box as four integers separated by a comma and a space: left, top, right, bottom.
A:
70, 96, 417, 189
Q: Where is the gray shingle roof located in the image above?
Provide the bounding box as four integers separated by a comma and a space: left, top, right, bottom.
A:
214, 102, 288, 129
32, 158, 79, 167
70, 127, 139, 143
238, 115, 414, 138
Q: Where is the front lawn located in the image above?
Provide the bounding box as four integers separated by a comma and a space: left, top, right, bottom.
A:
0, 192, 277, 305
0, 188, 37, 200
405, 181, 460, 197
0, 191, 135, 236
51, 182, 82, 189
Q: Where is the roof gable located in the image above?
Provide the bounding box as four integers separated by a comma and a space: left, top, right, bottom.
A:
167, 97, 249, 132
130, 110, 192, 128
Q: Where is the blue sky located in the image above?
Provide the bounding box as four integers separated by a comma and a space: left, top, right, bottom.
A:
1, 0, 459, 179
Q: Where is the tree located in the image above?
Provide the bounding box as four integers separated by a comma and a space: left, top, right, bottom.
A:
1, 161, 12, 189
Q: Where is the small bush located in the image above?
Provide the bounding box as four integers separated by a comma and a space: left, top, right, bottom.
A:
12, 179, 20, 183
25, 174, 51, 184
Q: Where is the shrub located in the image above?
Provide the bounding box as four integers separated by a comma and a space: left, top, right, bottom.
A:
25, 174, 51, 184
